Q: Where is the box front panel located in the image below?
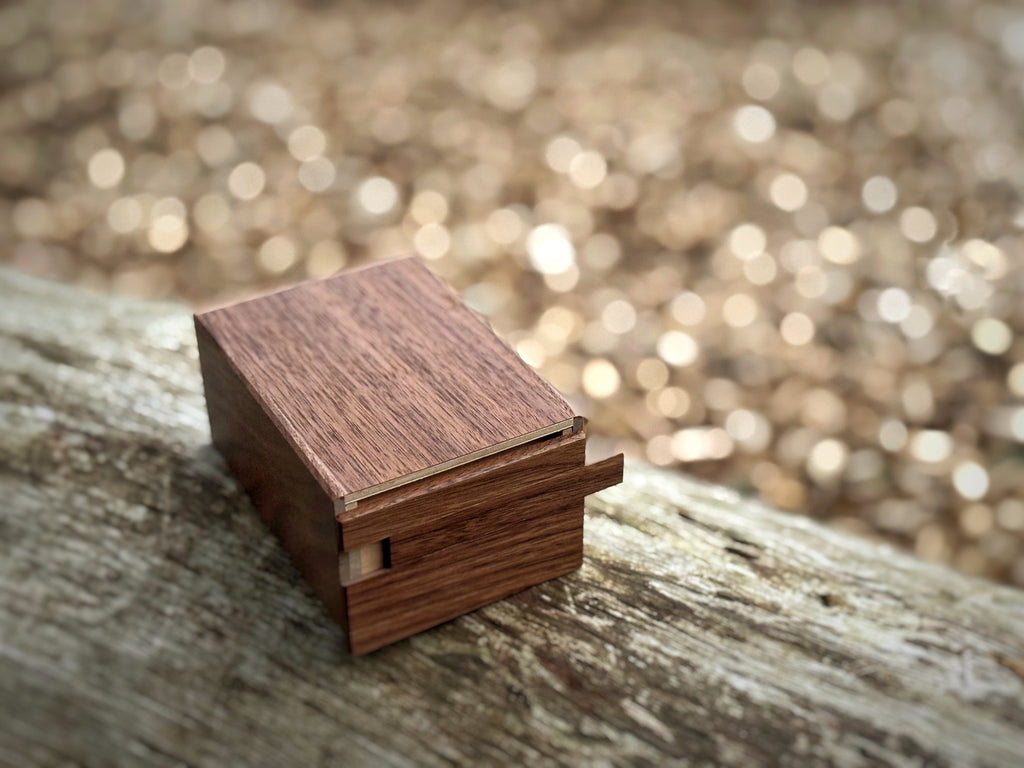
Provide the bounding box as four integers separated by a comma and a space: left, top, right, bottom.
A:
341, 436, 587, 654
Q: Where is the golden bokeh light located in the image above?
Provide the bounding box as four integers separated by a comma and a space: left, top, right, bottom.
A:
5, 0, 1024, 585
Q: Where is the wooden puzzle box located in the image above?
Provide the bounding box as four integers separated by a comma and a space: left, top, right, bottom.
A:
195, 257, 622, 654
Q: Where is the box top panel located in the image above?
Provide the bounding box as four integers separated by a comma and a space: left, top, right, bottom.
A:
196, 258, 575, 501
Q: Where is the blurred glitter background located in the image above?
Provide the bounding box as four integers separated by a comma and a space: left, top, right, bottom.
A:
2, 0, 1023, 584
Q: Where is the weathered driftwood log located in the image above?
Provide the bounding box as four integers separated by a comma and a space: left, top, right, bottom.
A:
2, 268, 1023, 768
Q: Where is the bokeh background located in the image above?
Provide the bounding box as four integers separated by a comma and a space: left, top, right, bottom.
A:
2, 0, 1023, 584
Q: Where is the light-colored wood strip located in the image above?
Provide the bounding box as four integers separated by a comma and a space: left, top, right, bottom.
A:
340, 417, 576, 510
339, 541, 387, 585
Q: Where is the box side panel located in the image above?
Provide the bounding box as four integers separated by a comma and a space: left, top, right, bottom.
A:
195, 319, 346, 630
343, 438, 588, 654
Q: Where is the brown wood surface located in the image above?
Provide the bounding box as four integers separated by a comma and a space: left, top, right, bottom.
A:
194, 258, 608, 652
340, 432, 586, 548
344, 434, 587, 653
4, 269, 1024, 766
195, 321, 346, 627
195, 257, 575, 502
339, 432, 622, 653
576, 453, 625, 497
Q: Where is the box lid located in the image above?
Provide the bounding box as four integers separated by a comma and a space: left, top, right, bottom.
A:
196, 257, 576, 504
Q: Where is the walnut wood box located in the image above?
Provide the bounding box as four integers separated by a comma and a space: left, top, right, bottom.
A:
195, 257, 622, 654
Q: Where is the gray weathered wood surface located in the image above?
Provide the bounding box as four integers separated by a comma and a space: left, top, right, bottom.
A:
2, 269, 1023, 768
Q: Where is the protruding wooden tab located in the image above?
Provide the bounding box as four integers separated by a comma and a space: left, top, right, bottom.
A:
577, 454, 624, 498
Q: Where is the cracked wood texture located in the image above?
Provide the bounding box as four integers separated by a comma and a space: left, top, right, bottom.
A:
2, 268, 1023, 768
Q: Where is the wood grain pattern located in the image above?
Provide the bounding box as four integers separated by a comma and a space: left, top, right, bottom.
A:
336, 432, 621, 652
195, 321, 346, 627
196, 257, 575, 502
196, 258, 622, 653
333, 429, 575, 533
343, 434, 599, 654
339, 431, 586, 549
576, 453, 624, 497
5, 269, 1024, 767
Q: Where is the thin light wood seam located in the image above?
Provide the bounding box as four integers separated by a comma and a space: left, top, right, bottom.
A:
339, 417, 576, 511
